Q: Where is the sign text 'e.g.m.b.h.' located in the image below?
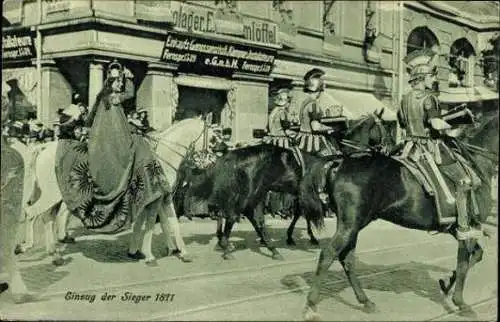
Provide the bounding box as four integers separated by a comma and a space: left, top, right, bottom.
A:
161, 33, 276, 75
2, 29, 36, 62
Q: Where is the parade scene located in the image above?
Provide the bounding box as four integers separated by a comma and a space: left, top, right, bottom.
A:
1, 0, 499, 321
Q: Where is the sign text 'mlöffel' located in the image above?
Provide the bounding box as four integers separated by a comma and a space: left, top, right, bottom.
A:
169, 1, 278, 46
161, 33, 275, 75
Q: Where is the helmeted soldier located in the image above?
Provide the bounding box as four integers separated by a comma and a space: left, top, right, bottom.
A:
397, 49, 483, 240
268, 86, 294, 148
296, 68, 343, 156
296, 68, 344, 204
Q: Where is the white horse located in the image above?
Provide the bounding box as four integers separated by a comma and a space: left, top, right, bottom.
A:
18, 118, 212, 265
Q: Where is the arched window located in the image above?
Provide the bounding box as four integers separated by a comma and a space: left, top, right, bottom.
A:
406, 26, 440, 55
449, 38, 476, 88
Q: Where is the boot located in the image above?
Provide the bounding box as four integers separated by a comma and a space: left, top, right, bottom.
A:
456, 182, 483, 240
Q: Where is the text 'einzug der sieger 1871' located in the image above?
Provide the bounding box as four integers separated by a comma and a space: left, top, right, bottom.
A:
64, 291, 175, 304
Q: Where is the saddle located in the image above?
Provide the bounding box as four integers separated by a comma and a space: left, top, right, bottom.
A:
391, 153, 481, 226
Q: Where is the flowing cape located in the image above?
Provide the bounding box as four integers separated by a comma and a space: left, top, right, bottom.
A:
55, 93, 172, 231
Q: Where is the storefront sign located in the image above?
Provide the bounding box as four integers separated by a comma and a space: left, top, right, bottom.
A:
161, 32, 276, 75
2, 29, 37, 62
169, 1, 278, 46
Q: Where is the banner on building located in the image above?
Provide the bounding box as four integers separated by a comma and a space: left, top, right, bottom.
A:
2, 28, 37, 63
161, 32, 276, 75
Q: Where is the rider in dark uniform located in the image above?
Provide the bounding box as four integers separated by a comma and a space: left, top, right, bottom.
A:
397, 49, 484, 240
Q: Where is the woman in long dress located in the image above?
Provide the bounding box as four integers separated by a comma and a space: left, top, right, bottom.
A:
86, 61, 192, 263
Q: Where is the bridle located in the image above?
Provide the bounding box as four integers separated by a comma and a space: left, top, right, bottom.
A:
340, 114, 389, 153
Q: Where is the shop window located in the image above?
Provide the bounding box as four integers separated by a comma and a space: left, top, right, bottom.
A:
449, 38, 476, 88
480, 35, 499, 92
406, 26, 439, 56
174, 86, 227, 126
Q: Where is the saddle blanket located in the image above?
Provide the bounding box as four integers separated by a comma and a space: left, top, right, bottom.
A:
391, 156, 483, 226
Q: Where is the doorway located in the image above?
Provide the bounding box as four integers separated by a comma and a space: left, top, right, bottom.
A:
174, 86, 227, 125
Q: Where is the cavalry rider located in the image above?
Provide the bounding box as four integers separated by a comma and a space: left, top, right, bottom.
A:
268, 86, 294, 148
267, 85, 296, 218
296, 68, 344, 204
397, 49, 483, 240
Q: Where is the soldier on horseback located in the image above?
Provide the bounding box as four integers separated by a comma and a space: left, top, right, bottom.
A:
268, 86, 295, 148
295, 68, 344, 204
397, 49, 484, 240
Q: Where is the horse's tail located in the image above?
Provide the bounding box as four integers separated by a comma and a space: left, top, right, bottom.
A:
25, 145, 45, 206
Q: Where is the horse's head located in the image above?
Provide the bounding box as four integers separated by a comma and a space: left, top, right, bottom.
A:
343, 108, 393, 154
153, 118, 218, 187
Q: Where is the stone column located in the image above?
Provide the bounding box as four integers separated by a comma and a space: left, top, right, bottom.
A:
231, 73, 272, 142
38, 59, 72, 125
136, 62, 178, 132
88, 59, 108, 111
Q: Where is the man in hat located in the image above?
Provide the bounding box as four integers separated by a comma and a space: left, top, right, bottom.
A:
397, 49, 483, 240
296, 68, 344, 204
267, 85, 297, 217
268, 86, 294, 148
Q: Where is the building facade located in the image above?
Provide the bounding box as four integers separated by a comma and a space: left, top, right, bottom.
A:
2, 0, 499, 141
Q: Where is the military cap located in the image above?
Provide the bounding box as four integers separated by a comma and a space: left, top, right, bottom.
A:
136, 108, 147, 114
303, 68, 326, 82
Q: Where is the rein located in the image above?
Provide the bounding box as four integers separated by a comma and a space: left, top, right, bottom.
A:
463, 142, 498, 162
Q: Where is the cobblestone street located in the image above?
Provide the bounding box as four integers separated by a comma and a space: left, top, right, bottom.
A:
1, 215, 497, 321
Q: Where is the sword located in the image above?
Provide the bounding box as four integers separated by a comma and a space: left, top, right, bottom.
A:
421, 150, 455, 205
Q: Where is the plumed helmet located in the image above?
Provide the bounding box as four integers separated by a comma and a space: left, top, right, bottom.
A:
404, 49, 438, 83
107, 59, 123, 79
303, 68, 326, 92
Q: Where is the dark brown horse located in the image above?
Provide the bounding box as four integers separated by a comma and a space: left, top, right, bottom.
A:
303, 113, 498, 320
177, 110, 393, 260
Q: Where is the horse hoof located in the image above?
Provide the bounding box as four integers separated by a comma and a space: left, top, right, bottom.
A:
310, 238, 320, 246
145, 259, 158, 267
222, 253, 235, 260
52, 258, 65, 266
227, 243, 236, 252
272, 253, 285, 261
58, 236, 76, 244
303, 306, 321, 321
286, 239, 296, 246
362, 301, 377, 313
14, 244, 24, 255
457, 305, 477, 318
127, 251, 146, 260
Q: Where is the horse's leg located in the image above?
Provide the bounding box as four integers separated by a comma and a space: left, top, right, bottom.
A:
306, 218, 319, 245
55, 202, 75, 243
450, 239, 477, 317
216, 216, 224, 245
42, 207, 64, 266
158, 201, 192, 262
220, 216, 236, 260
339, 237, 376, 313
440, 238, 484, 295
304, 225, 355, 321
140, 201, 162, 266
245, 209, 284, 260
128, 209, 147, 259
286, 211, 300, 246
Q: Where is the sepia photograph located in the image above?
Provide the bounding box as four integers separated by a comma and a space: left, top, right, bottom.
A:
1, 0, 498, 321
